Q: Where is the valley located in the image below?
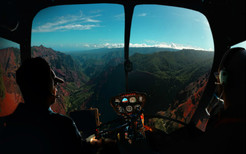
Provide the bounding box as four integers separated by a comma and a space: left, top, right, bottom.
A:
0, 46, 213, 130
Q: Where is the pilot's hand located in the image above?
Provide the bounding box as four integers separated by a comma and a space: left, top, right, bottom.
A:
87, 135, 116, 146
89, 136, 100, 145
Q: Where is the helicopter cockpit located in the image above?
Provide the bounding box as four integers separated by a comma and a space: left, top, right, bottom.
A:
0, 0, 245, 154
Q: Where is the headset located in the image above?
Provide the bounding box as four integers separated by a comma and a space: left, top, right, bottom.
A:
216, 47, 245, 86
214, 61, 229, 86
218, 68, 228, 85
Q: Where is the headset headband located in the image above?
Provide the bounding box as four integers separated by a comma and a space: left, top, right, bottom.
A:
219, 47, 245, 71
218, 47, 245, 85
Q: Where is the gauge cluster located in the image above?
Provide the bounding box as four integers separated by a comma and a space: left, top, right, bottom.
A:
110, 92, 146, 115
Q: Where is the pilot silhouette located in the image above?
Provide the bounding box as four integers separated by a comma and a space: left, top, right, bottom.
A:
0, 57, 82, 153
202, 47, 246, 154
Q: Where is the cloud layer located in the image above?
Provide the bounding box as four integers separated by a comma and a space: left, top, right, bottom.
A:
32, 12, 100, 32
80, 42, 208, 51
138, 13, 147, 17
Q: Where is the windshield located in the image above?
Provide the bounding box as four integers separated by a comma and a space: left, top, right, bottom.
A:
31, 4, 214, 133
31, 4, 125, 121
129, 5, 214, 133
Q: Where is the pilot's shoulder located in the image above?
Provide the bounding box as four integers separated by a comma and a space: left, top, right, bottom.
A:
49, 111, 75, 125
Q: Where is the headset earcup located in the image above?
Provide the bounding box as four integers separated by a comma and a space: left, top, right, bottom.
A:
219, 69, 228, 85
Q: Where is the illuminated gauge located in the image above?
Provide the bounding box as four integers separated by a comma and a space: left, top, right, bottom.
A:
122, 98, 128, 103
125, 106, 133, 112
115, 98, 120, 103
118, 107, 124, 113
134, 104, 141, 111
139, 96, 143, 102
114, 99, 120, 105
129, 97, 137, 103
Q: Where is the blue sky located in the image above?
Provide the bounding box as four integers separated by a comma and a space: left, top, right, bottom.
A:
1, 4, 219, 52
32, 4, 125, 51
1, 4, 246, 52
131, 5, 214, 50
31, 4, 216, 52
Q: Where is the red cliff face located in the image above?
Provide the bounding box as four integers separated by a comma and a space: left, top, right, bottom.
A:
31, 45, 87, 114
171, 74, 209, 124
32, 45, 87, 83
0, 90, 23, 117
0, 46, 86, 116
0, 47, 23, 116
153, 73, 209, 133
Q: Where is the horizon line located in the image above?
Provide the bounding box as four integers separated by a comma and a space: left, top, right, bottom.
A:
0, 44, 214, 52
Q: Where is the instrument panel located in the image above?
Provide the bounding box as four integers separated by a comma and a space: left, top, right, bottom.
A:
110, 92, 146, 115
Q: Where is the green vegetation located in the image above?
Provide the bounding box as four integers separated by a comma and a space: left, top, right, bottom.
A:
68, 49, 213, 122
128, 50, 213, 114
70, 48, 124, 79
131, 50, 213, 81
150, 118, 182, 134
1, 46, 214, 133
64, 84, 95, 113
1, 46, 214, 127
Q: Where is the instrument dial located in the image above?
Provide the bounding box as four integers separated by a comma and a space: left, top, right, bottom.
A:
126, 106, 133, 112
129, 97, 137, 103
118, 107, 124, 113
115, 98, 120, 103
134, 104, 141, 111
122, 98, 128, 103
139, 96, 143, 102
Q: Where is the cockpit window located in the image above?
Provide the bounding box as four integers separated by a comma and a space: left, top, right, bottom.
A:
130, 5, 213, 51
32, 4, 124, 51
0, 38, 22, 117
31, 4, 125, 120
232, 40, 246, 48
30, 4, 214, 133
129, 5, 214, 133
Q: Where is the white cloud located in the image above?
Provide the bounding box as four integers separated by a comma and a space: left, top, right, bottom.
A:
130, 43, 151, 47
144, 40, 159, 44
81, 43, 124, 48
104, 43, 124, 48
80, 42, 207, 51
152, 42, 206, 50
33, 24, 98, 32
114, 13, 124, 20
89, 9, 102, 14
138, 13, 147, 17
32, 12, 101, 32
85, 18, 100, 23
131, 40, 208, 50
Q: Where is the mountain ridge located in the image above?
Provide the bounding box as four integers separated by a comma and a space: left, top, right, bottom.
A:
1, 45, 213, 130
73, 49, 213, 122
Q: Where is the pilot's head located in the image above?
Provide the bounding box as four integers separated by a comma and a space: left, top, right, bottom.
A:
217, 47, 245, 114
16, 57, 64, 108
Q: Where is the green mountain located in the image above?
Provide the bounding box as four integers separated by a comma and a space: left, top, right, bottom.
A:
131, 49, 213, 80
1, 46, 213, 124
129, 50, 213, 114
32, 45, 89, 84
69, 47, 178, 78
65, 61, 126, 121
69, 48, 124, 78
70, 49, 213, 122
